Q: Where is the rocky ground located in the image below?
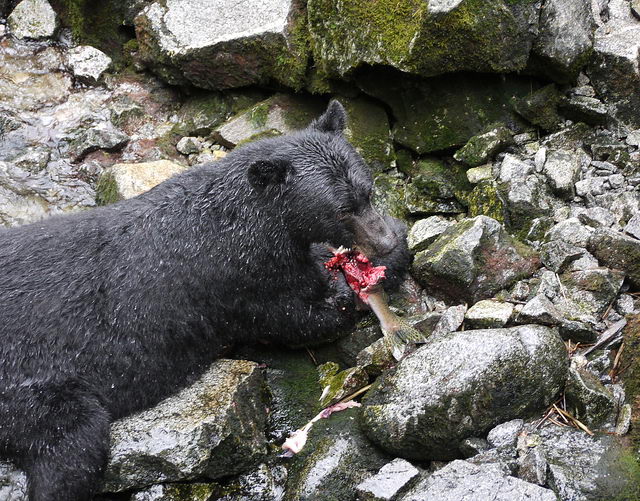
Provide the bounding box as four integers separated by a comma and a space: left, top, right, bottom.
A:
1, 0, 640, 500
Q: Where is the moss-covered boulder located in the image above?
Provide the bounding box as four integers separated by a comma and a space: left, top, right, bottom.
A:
357, 69, 535, 154
512, 84, 563, 132
339, 96, 395, 173
135, 0, 309, 90
413, 216, 540, 304
212, 94, 325, 148
361, 325, 568, 461
588, 228, 640, 288
621, 315, 640, 457
372, 173, 409, 222
453, 126, 513, 167
308, 0, 538, 79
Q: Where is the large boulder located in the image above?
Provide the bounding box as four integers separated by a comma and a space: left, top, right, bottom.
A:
412, 216, 540, 304
102, 359, 268, 492
398, 460, 558, 501
357, 70, 534, 154
589, 228, 640, 287
307, 0, 538, 79
361, 325, 568, 460
135, 0, 309, 90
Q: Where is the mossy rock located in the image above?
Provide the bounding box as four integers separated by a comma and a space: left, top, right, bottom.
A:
308, 0, 537, 79
621, 316, 640, 456
512, 84, 563, 132
357, 68, 536, 154
372, 173, 409, 222
459, 181, 506, 223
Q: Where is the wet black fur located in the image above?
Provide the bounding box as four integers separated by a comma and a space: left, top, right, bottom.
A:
0, 101, 410, 500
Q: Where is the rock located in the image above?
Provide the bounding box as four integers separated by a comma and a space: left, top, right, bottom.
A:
340, 96, 395, 173
575, 176, 607, 197
542, 149, 587, 199
464, 300, 514, 329
213, 94, 324, 148
487, 419, 524, 449
214, 463, 288, 501
176, 136, 203, 155
517, 447, 548, 486
466, 165, 493, 184
624, 213, 640, 239
317, 362, 368, 408
102, 359, 267, 492
539, 240, 585, 272
459, 437, 491, 458
453, 127, 513, 167
588, 22, 640, 128
559, 95, 609, 125
336, 325, 383, 367
361, 325, 568, 460
96, 160, 187, 204
413, 216, 540, 304
0, 462, 26, 501
498, 154, 533, 183
68, 122, 129, 160
626, 129, 640, 147
308, 0, 537, 79
398, 460, 557, 501
357, 70, 535, 154
559, 267, 624, 319
372, 173, 409, 222
565, 361, 616, 428
530, 0, 596, 82
576, 207, 616, 228
66, 46, 112, 83
517, 295, 563, 326
533, 426, 636, 500
633, 0, 640, 19
8, 0, 57, 40
513, 84, 563, 132
407, 216, 452, 254
589, 228, 640, 287
284, 407, 390, 501
131, 483, 219, 501
355, 458, 421, 501
545, 218, 593, 248
135, 0, 309, 90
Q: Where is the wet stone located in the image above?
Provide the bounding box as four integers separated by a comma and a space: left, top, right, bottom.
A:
68, 122, 129, 159
517, 447, 548, 486
407, 216, 452, 254
100, 160, 188, 202
465, 300, 514, 329
66, 46, 112, 83
7, 0, 57, 40
398, 460, 557, 501
565, 361, 617, 428
487, 419, 524, 449
356, 458, 421, 501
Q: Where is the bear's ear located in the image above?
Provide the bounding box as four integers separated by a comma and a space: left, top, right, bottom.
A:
310, 100, 347, 134
248, 158, 292, 190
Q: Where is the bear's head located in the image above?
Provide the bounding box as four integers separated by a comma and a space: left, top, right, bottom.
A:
246, 100, 401, 258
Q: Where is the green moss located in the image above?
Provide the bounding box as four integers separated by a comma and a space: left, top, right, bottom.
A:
95, 171, 119, 206
621, 315, 640, 454
270, 1, 310, 91
249, 102, 271, 129
460, 181, 506, 222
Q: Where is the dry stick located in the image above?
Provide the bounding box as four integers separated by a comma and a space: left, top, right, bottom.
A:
305, 347, 318, 366
610, 343, 625, 380
581, 318, 628, 357
337, 383, 373, 405
548, 416, 571, 428
553, 404, 571, 425
555, 273, 568, 299
555, 406, 594, 436
534, 407, 555, 429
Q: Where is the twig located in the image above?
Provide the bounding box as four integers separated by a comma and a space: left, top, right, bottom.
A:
555, 273, 567, 300
553, 404, 571, 425
600, 300, 615, 322
581, 318, 627, 356
610, 343, 625, 380
548, 416, 571, 428
337, 383, 373, 404
305, 347, 318, 366
555, 406, 594, 436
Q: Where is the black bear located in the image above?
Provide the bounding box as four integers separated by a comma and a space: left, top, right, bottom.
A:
0, 101, 410, 500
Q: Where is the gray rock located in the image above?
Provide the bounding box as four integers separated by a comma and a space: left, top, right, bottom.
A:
626, 129, 640, 147
559, 268, 624, 319
559, 95, 609, 125
356, 458, 421, 501
575, 176, 607, 197
487, 419, 524, 449
131, 483, 219, 501
615, 294, 636, 316
545, 218, 593, 248
213, 94, 324, 148
624, 213, 640, 239
517, 295, 563, 325
499, 153, 533, 183
430, 305, 467, 338
453, 127, 513, 167
135, 0, 308, 90
217, 463, 287, 501
465, 165, 493, 184
565, 361, 617, 428
543, 149, 586, 198
413, 216, 540, 304
0, 462, 26, 501
66, 46, 112, 83
540, 240, 585, 272
633, 0, 640, 20
398, 460, 557, 501
464, 300, 514, 329
589, 227, 640, 287
68, 122, 129, 159
361, 325, 568, 460
576, 207, 616, 228
513, 84, 563, 131
534, 426, 635, 500
459, 437, 491, 458
531, 0, 596, 82
407, 216, 452, 254
589, 22, 640, 128
176, 136, 203, 155
102, 359, 268, 492
99, 160, 187, 202
517, 447, 548, 486
8, 0, 57, 39
285, 407, 390, 501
